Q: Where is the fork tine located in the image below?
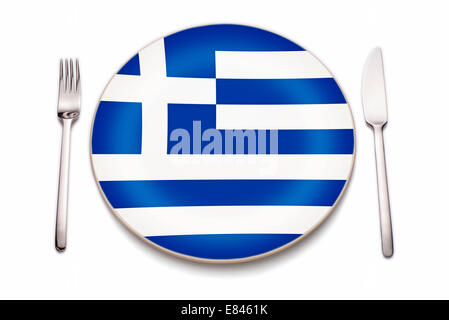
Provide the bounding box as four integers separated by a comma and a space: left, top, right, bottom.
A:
64, 59, 69, 91
59, 58, 81, 93
59, 59, 63, 80
75, 59, 80, 91
59, 59, 64, 93
70, 59, 74, 91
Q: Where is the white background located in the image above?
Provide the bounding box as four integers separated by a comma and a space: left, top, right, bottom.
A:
0, 0, 447, 299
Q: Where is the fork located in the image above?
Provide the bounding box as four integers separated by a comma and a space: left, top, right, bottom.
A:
56, 59, 81, 252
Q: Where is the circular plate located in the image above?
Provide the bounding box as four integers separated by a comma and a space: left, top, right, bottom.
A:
91, 24, 355, 263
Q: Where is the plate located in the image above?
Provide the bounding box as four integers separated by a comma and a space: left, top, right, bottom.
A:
91, 24, 355, 263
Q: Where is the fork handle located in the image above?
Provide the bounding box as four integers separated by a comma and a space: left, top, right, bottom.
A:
56, 118, 73, 252
373, 125, 393, 257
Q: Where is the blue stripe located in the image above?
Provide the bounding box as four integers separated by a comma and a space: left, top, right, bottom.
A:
167, 103, 354, 154
216, 78, 346, 104
99, 179, 346, 208
117, 53, 141, 76
170, 129, 354, 155
277, 129, 354, 154
146, 234, 302, 260
92, 101, 142, 154
164, 24, 303, 78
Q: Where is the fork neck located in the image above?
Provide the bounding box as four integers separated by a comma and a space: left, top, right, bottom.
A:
58, 111, 79, 120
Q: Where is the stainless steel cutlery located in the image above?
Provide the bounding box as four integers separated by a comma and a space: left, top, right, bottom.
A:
55, 59, 81, 252
361, 47, 394, 257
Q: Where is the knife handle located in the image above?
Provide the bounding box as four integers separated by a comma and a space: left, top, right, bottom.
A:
373, 125, 394, 257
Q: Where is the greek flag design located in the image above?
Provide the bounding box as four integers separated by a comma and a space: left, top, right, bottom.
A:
91, 24, 355, 262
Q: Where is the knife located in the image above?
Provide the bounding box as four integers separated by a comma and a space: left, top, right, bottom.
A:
361, 47, 394, 257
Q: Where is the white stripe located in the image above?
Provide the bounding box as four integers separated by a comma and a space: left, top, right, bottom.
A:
101, 75, 144, 102
100, 72, 215, 104
92, 154, 353, 181
165, 77, 216, 104
215, 51, 332, 79
216, 104, 353, 130
116, 206, 331, 236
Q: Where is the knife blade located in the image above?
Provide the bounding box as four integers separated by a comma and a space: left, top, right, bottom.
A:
361, 47, 394, 257
362, 47, 388, 126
